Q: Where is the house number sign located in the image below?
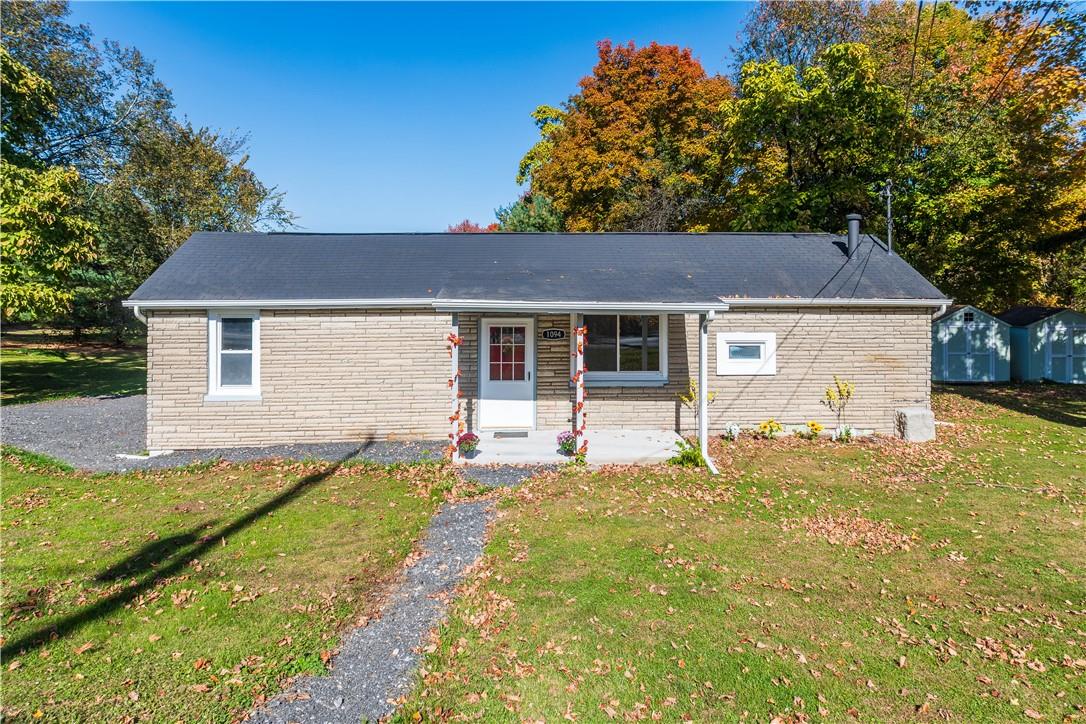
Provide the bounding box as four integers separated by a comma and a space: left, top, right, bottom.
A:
540, 328, 567, 341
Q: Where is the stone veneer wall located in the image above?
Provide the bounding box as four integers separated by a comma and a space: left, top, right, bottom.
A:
458, 309, 931, 435
145, 308, 451, 449
146, 306, 931, 448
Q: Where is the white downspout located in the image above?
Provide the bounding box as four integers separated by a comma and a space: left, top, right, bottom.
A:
131, 304, 147, 324
698, 311, 719, 475
450, 312, 461, 463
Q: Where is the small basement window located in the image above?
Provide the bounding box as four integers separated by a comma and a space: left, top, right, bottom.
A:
717, 332, 776, 376
580, 314, 668, 385
207, 311, 261, 400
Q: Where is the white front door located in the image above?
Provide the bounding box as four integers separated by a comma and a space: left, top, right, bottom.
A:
479, 318, 535, 429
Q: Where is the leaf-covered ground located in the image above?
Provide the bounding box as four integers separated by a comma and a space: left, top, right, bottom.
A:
397, 385, 1086, 722
1, 330, 146, 405
0, 450, 456, 721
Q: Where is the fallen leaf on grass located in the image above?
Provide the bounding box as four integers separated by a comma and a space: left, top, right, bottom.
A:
74, 642, 94, 655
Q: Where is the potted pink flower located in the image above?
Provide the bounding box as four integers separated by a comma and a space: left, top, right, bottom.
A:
457, 432, 480, 457
556, 430, 577, 455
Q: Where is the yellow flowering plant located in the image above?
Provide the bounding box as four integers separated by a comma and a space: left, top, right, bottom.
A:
755, 418, 783, 439
821, 376, 855, 440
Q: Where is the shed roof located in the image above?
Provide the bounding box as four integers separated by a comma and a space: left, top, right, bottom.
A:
933, 304, 1003, 324
996, 306, 1071, 327
127, 232, 949, 309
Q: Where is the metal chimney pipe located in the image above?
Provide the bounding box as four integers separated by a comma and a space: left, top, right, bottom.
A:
846, 214, 862, 257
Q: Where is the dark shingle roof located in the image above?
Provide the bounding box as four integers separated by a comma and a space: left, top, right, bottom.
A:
128, 232, 948, 306
996, 306, 1068, 326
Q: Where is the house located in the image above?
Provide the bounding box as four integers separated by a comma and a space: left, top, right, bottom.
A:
998, 306, 1086, 383
124, 215, 951, 461
931, 305, 1010, 383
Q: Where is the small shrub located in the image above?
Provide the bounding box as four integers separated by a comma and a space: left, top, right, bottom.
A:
822, 376, 855, 440
795, 420, 824, 440
678, 378, 716, 431
831, 424, 854, 443
721, 422, 741, 441
754, 419, 783, 439
457, 432, 480, 454
668, 440, 705, 467
556, 430, 577, 455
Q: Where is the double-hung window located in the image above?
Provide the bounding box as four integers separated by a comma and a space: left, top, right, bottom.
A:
581, 314, 668, 385
207, 311, 261, 400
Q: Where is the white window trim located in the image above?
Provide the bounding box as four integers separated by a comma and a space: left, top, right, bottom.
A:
571, 313, 669, 386
716, 331, 777, 376
206, 310, 261, 401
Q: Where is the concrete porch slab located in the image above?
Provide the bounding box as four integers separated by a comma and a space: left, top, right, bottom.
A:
461, 429, 683, 466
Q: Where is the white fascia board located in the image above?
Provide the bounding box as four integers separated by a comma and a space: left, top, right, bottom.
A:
122, 298, 436, 309
432, 299, 731, 313
721, 297, 953, 309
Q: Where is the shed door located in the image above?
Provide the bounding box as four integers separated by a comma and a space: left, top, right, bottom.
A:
946, 322, 995, 382
1051, 324, 1086, 383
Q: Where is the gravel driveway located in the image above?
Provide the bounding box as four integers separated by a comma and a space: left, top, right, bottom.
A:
1, 395, 445, 472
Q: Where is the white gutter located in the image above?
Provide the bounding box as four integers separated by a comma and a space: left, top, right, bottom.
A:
122, 296, 951, 312
698, 311, 719, 475
122, 298, 437, 310
432, 299, 732, 313
131, 304, 147, 324
721, 297, 952, 308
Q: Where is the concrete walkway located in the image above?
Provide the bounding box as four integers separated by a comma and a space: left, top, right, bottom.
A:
462, 429, 682, 466
250, 499, 493, 724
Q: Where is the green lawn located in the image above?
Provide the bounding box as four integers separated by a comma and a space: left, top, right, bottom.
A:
397, 385, 1086, 722
1, 330, 146, 405
1, 450, 455, 721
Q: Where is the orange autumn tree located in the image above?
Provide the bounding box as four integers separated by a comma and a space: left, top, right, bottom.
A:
520, 41, 733, 232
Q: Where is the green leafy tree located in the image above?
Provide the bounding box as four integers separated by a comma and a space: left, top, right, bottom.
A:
1, 161, 97, 320
496, 194, 563, 232
2, 1, 293, 334
726, 43, 905, 232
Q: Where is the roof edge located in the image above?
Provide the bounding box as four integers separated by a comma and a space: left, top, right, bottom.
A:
124, 296, 952, 311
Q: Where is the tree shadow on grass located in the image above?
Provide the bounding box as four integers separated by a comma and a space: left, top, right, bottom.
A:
2, 448, 360, 655
937, 383, 1086, 428
1, 350, 146, 405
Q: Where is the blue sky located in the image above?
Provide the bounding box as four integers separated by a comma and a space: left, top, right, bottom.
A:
68, 2, 751, 232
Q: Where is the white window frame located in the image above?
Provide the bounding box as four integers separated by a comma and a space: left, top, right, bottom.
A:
206, 310, 261, 401
572, 313, 669, 386
716, 331, 776, 376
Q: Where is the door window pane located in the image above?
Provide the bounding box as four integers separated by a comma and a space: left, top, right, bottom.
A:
221, 352, 253, 385
489, 325, 526, 380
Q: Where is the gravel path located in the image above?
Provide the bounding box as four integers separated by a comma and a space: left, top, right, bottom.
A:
461, 464, 556, 488
1, 395, 444, 472
251, 499, 494, 724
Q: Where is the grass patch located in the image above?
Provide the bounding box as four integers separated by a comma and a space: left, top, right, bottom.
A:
1, 336, 146, 405
1, 452, 457, 721
397, 384, 1085, 722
